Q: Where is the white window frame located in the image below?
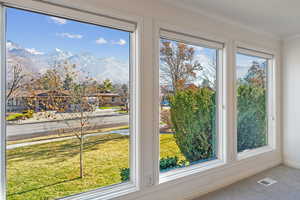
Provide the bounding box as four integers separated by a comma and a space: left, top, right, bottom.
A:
0, 1, 142, 200
234, 42, 276, 161
153, 24, 227, 184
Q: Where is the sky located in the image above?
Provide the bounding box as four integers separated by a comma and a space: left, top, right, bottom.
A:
6, 7, 130, 62
6, 7, 266, 84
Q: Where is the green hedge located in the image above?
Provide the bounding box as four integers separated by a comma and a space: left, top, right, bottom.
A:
168, 84, 266, 161
169, 88, 216, 163
237, 84, 267, 152
121, 84, 266, 181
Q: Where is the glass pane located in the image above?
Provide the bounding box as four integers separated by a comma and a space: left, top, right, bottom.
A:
236, 53, 268, 153
6, 7, 131, 200
159, 38, 218, 173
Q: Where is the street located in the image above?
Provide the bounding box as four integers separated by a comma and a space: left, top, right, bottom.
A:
6, 114, 129, 141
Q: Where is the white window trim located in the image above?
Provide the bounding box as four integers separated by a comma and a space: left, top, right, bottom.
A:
233, 42, 277, 161
153, 22, 228, 184
160, 160, 225, 183
160, 29, 224, 50
0, 1, 143, 200
1, 0, 136, 32
0, 5, 6, 200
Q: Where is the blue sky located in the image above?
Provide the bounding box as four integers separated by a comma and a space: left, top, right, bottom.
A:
6, 7, 130, 62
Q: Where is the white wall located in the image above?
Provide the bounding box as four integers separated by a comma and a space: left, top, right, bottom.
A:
82, 2, 281, 200
283, 37, 300, 168
2, 0, 283, 200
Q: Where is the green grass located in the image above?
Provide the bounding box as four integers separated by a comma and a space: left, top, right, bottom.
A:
160, 134, 186, 161
6, 113, 24, 121
7, 133, 182, 200
117, 110, 128, 114
6, 110, 34, 121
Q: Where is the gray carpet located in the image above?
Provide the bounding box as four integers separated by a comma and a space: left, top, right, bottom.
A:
195, 165, 300, 200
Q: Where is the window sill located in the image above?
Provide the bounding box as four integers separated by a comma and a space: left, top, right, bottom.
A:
59, 182, 138, 200
237, 146, 274, 161
159, 159, 225, 184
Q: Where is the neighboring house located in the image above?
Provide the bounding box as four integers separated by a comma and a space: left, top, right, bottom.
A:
6, 90, 128, 113
6, 90, 35, 112
94, 93, 127, 106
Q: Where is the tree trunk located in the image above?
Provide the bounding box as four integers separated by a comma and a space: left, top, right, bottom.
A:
80, 136, 84, 178
79, 105, 84, 178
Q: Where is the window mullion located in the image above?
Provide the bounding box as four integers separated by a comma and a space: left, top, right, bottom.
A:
0, 5, 6, 200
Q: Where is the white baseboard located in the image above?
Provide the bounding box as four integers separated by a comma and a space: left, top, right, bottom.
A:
284, 159, 300, 169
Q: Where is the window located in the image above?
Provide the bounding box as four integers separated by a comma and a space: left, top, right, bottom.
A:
236, 48, 273, 154
4, 7, 137, 200
158, 30, 224, 176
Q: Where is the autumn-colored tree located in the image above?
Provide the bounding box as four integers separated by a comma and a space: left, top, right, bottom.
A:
63, 73, 73, 90
40, 69, 62, 90
160, 40, 202, 92
244, 61, 267, 87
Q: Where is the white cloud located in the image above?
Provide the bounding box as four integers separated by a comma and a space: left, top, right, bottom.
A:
96, 37, 107, 44
112, 39, 127, 45
57, 32, 83, 39
195, 46, 204, 51
49, 17, 67, 25
25, 48, 44, 55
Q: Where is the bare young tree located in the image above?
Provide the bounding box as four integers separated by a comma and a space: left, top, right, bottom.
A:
27, 63, 99, 178
6, 64, 25, 101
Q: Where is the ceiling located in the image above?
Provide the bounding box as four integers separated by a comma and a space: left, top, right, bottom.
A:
164, 0, 300, 39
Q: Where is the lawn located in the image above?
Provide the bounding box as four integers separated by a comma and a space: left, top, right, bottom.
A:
98, 106, 121, 110
6, 110, 34, 121
7, 133, 182, 200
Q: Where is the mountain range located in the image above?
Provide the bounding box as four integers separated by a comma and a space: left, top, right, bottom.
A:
7, 40, 218, 87
6, 40, 130, 84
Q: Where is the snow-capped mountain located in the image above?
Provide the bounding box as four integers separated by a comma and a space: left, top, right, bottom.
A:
7, 40, 49, 75
6, 40, 129, 84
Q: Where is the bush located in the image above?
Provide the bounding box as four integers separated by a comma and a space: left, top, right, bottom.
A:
23, 110, 34, 119
160, 156, 178, 170
120, 168, 130, 182
160, 156, 186, 171
120, 157, 187, 181
237, 84, 267, 152
169, 88, 216, 163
